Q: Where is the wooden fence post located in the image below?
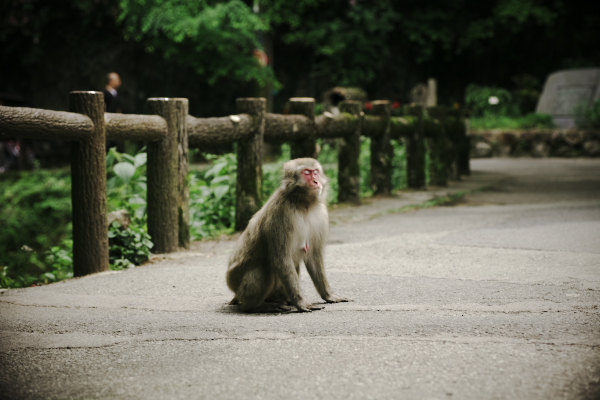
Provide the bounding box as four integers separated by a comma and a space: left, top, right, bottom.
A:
146, 98, 188, 253
68, 91, 108, 276
289, 98, 317, 159
426, 107, 448, 186
457, 110, 471, 176
370, 100, 393, 195
445, 109, 462, 180
235, 97, 266, 231
405, 105, 427, 189
338, 100, 362, 204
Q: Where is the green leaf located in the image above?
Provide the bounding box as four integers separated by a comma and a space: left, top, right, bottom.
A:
113, 162, 136, 183
134, 153, 147, 168
211, 175, 230, 185
128, 196, 146, 205
213, 185, 230, 201
43, 272, 56, 281
205, 162, 227, 178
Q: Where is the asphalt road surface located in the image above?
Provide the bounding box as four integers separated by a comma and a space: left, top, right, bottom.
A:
1, 158, 599, 400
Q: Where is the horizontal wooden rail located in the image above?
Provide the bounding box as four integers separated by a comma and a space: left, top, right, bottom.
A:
188, 114, 253, 147
106, 113, 167, 141
0, 105, 93, 141
315, 113, 359, 139
264, 113, 314, 142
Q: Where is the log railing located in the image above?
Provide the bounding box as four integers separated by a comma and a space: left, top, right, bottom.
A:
0, 92, 469, 277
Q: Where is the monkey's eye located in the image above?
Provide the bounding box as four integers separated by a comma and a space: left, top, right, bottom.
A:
302, 169, 311, 175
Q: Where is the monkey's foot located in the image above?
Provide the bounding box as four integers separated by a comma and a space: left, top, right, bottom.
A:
244, 302, 293, 313
295, 302, 325, 312
324, 294, 352, 303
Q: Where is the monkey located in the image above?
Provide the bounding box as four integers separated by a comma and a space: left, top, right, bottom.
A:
226, 158, 351, 313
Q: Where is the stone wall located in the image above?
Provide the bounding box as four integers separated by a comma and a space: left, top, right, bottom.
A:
469, 129, 600, 158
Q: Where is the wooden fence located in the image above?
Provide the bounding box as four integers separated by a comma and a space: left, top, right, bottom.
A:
0, 92, 469, 277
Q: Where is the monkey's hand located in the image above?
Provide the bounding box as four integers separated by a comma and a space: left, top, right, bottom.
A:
323, 294, 352, 303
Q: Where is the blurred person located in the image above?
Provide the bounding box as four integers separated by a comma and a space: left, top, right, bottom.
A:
103, 72, 122, 113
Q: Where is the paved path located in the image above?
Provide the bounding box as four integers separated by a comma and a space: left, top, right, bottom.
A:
1, 158, 599, 400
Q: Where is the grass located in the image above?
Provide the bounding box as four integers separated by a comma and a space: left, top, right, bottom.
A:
470, 113, 554, 130
372, 185, 494, 219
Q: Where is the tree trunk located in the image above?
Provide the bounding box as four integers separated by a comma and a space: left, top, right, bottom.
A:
69, 91, 108, 276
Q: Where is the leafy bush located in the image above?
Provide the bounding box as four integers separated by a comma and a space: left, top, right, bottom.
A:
465, 84, 518, 118
107, 147, 148, 220
465, 83, 555, 130
0, 170, 72, 288
189, 153, 237, 240
575, 99, 600, 129
108, 222, 153, 270
317, 140, 340, 203
0, 170, 72, 255
106, 147, 154, 269
0, 148, 155, 288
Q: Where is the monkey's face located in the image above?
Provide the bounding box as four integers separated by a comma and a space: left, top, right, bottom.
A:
301, 168, 323, 190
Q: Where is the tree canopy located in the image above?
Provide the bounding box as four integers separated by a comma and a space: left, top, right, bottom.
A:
1, 0, 598, 115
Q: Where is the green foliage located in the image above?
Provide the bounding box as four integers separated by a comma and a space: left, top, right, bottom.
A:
265, 0, 398, 87
574, 99, 600, 129
395, 0, 557, 64
392, 141, 408, 190
470, 113, 555, 130
466, 83, 555, 130
262, 143, 291, 199
0, 239, 74, 289
106, 147, 154, 268
118, 0, 273, 86
0, 170, 73, 288
108, 222, 153, 270
512, 74, 543, 115
0, 170, 72, 255
317, 140, 339, 204
0, 148, 156, 288
107, 147, 148, 220
359, 137, 373, 198
465, 84, 518, 118
358, 137, 407, 196
189, 153, 237, 239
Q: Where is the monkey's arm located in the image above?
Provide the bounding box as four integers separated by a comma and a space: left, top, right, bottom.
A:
305, 248, 352, 303
275, 258, 323, 312
267, 216, 323, 312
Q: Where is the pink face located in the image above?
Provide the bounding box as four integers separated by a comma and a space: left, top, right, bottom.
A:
301, 168, 322, 189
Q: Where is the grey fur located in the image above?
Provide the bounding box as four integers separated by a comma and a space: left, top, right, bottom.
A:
226, 158, 350, 313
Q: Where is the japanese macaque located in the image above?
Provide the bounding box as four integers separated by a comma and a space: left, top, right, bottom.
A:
226, 158, 350, 313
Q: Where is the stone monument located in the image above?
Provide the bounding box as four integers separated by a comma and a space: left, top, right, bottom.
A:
536, 68, 600, 128
410, 83, 428, 106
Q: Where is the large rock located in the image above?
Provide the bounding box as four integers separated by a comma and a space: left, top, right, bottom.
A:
536, 68, 600, 128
